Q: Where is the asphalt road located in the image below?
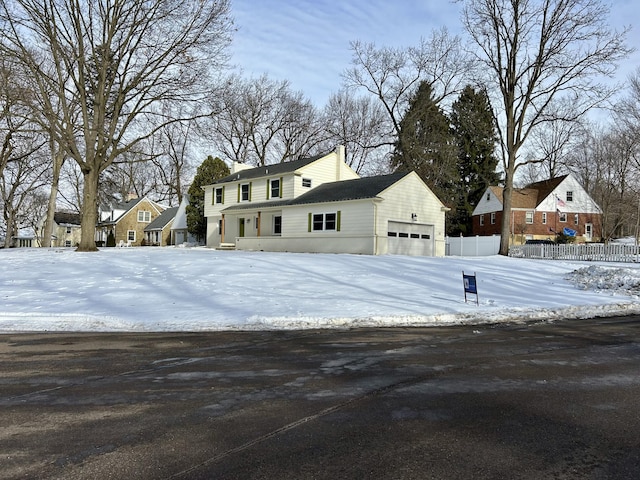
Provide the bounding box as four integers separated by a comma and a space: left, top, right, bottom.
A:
1, 316, 640, 480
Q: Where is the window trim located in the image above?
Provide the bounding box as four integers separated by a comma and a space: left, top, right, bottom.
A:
308, 211, 341, 232
525, 211, 534, 224
559, 212, 567, 223
302, 178, 312, 188
268, 177, 282, 199
542, 212, 547, 225
273, 215, 282, 235
214, 186, 224, 205
127, 230, 136, 242
479, 214, 484, 226
566, 191, 573, 202
238, 182, 251, 202
137, 210, 151, 223
490, 212, 496, 225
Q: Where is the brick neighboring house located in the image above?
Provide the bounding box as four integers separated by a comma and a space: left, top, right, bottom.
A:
472, 174, 602, 244
96, 197, 165, 246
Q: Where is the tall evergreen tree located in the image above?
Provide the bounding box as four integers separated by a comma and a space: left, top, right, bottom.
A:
391, 81, 457, 207
187, 156, 229, 242
449, 86, 500, 235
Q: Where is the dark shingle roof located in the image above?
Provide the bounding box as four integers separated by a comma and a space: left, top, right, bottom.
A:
212, 153, 327, 185
144, 207, 178, 231
524, 175, 568, 204
54, 212, 81, 226
288, 172, 407, 205
221, 172, 408, 212
488, 175, 569, 209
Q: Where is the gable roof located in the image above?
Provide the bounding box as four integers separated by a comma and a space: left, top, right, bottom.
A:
144, 207, 178, 231
222, 172, 408, 212
524, 175, 568, 203
212, 153, 327, 185
98, 197, 163, 225
485, 175, 569, 209
54, 212, 81, 226
288, 172, 407, 205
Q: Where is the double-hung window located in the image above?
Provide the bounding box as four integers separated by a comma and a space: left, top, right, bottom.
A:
310, 212, 340, 232
239, 183, 251, 202
525, 211, 534, 224
268, 178, 282, 199
214, 187, 224, 204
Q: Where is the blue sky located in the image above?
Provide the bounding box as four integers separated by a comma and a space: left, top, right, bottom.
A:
230, 0, 639, 107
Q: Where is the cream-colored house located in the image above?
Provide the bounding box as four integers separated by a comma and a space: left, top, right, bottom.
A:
203, 146, 448, 256
36, 211, 82, 247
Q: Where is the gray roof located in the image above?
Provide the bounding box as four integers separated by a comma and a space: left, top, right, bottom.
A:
98, 197, 145, 226
212, 153, 326, 185
144, 207, 178, 231
222, 172, 407, 212
54, 212, 81, 226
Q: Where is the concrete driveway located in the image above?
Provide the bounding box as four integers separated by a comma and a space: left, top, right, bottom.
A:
1, 316, 640, 479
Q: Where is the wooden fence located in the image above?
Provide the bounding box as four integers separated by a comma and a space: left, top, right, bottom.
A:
509, 243, 640, 263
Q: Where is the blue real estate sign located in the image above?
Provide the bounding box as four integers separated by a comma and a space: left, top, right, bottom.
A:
462, 272, 479, 305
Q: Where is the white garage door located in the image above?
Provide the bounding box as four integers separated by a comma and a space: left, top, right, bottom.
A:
387, 221, 434, 256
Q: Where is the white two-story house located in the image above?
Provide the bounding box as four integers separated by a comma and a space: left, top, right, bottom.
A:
203, 146, 448, 256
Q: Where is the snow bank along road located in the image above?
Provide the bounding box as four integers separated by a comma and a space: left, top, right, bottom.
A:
2, 315, 640, 479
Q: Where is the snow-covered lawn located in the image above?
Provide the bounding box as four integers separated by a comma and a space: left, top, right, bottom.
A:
1, 247, 639, 332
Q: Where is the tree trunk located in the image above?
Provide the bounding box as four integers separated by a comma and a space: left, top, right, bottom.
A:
499, 181, 513, 255
4, 208, 15, 248
77, 168, 100, 252
42, 152, 64, 248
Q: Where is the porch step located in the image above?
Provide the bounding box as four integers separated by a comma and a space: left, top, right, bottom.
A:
218, 243, 236, 250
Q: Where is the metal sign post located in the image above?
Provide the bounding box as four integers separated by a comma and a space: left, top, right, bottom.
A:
462, 271, 479, 305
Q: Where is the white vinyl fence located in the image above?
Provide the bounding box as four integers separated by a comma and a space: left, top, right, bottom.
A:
446, 235, 501, 256
509, 243, 640, 263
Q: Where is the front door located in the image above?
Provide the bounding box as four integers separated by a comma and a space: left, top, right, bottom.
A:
585, 223, 593, 242
239, 218, 245, 238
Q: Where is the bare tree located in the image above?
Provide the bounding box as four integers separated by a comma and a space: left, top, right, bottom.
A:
565, 124, 640, 241
209, 74, 323, 166
322, 89, 388, 174
343, 28, 474, 152
150, 120, 196, 205
1, 142, 50, 247
518, 112, 585, 184
461, 0, 631, 254
0, 0, 233, 251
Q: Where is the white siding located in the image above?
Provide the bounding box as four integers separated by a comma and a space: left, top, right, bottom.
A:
472, 187, 503, 215
293, 155, 359, 197
284, 200, 374, 238
537, 176, 601, 213
375, 172, 446, 256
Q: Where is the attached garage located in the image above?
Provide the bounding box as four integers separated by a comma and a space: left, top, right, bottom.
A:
387, 221, 434, 256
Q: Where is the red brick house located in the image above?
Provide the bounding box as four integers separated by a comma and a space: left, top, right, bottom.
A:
471, 175, 602, 244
